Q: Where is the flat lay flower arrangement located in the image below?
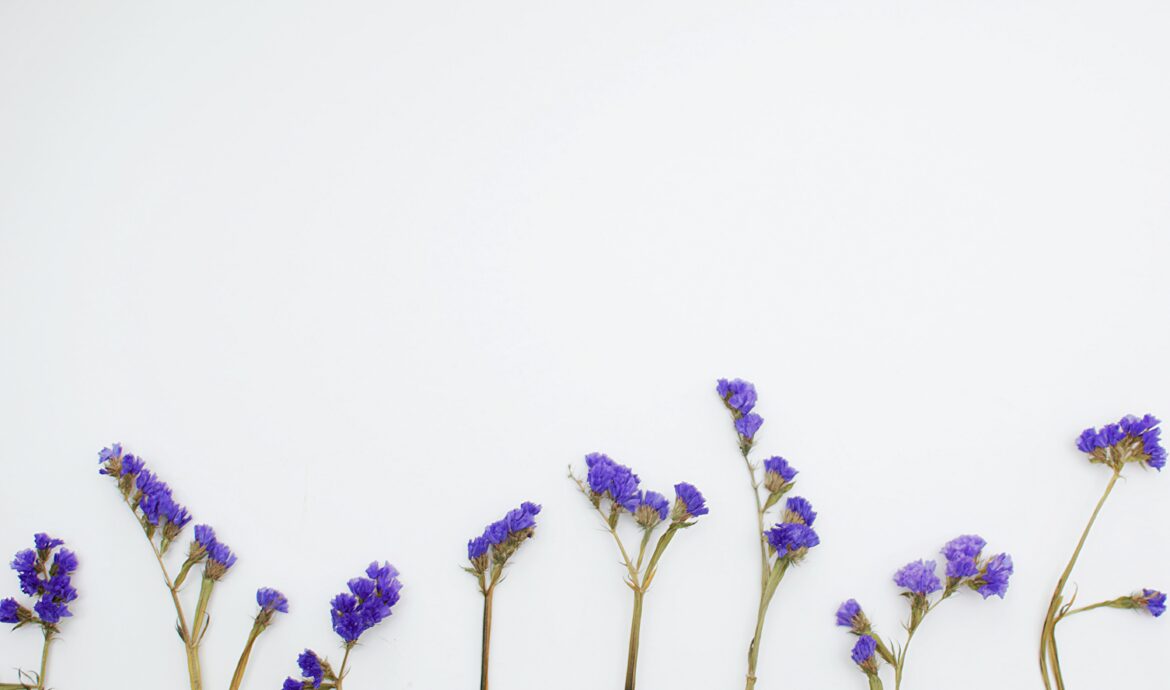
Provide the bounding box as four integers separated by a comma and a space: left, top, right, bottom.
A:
0, 379, 1164, 689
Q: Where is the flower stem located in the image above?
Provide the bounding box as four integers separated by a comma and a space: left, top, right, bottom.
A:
741, 449, 769, 587
335, 644, 353, 690
746, 561, 788, 690
1039, 469, 1120, 690
228, 621, 264, 690
37, 628, 53, 690
480, 586, 494, 690
624, 588, 645, 690
869, 674, 886, 690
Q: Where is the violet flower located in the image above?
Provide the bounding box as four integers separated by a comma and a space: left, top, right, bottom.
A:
465, 501, 541, 690
1, 533, 78, 690
98, 443, 287, 690
570, 453, 706, 690
286, 564, 402, 690
839, 535, 1012, 689
1041, 415, 1165, 689
716, 377, 821, 690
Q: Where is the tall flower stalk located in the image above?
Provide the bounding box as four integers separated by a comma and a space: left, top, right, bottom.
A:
837, 535, 1013, 690
716, 377, 821, 690
282, 562, 403, 690
1039, 414, 1166, 690
464, 502, 541, 690
570, 453, 708, 690
0, 533, 78, 690
98, 443, 287, 690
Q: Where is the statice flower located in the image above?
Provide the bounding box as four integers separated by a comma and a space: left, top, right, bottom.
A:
842, 535, 1011, 688
763, 456, 798, 493
465, 501, 542, 689
257, 587, 289, 614
585, 452, 642, 506
1139, 589, 1167, 618
0, 534, 79, 689
1075, 414, 1165, 471
205, 539, 237, 581
894, 560, 941, 596
766, 522, 821, 561
715, 376, 822, 690
331, 562, 403, 643
851, 635, 879, 675
1043, 417, 1165, 688
571, 451, 707, 689
974, 553, 1014, 599
717, 378, 758, 415
671, 482, 710, 520
735, 413, 764, 441
627, 491, 670, 528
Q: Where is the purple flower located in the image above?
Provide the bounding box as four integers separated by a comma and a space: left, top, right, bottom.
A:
767, 522, 820, 559
257, 588, 289, 614
783, 496, 817, 526
33, 600, 70, 624
672, 482, 709, 519
1077, 414, 1165, 470
331, 562, 402, 642
52, 549, 79, 576
208, 541, 236, 569
941, 534, 985, 579
0, 598, 20, 624
851, 634, 878, 666
735, 413, 764, 440
194, 524, 217, 551
504, 502, 541, 532
1140, 589, 1167, 617
764, 456, 798, 483
283, 679, 303, 690
894, 560, 941, 596
297, 649, 325, 688
585, 453, 642, 505
483, 521, 509, 545
121, 454, 144, 476
627, 491, 670, 527
467, 535, 490, 560
974, 553, 1013, 599
836, 599, 866, 631
34, 534, 63, 552
717, 378, 758, 414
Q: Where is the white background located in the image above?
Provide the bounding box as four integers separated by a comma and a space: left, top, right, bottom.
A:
1, 2, 1168, 689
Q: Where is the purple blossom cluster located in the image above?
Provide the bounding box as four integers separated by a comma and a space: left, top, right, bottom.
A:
283, 649, 330, 690
330, 561, 403, 643
467, 502, 542, 563
257, 587, 289, 615
584, 453, 709, 525
190, 524, 237, 581
0, 533, 79, 627
766, 496, 821, 562
717, 378, 765, 442
891, 536, 1014, 600
98, 443, 192, 547
1138, 589, 1167, 618
1076, 414, 1165, 470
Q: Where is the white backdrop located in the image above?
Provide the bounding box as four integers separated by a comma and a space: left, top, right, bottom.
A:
1, 2, 1168, 689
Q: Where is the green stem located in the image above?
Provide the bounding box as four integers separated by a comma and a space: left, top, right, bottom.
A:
228, 621, 264, 690
1040, 469, 1120, 690
480, 586, 494, 690
335, 644, 353, 690
185, 645, 202, 690
624, 589, 645, 690
745, 560, 788, 690
741, 449, 769, 587
869, 674, 886, 690
37, 628, 53, 690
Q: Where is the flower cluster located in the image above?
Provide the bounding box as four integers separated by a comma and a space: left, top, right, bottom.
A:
1076, 414, 1165, 471
99, 443, 192, 550
1137, 589, 1167, 617
839, 535, 1012, 685
283, 649, 334, 690
285, 564, 402, 689
717, 378, 765, 446
765, 496, 821, 563
467, 501, 541, 574
1, 534, 79, 628
331, 561, 404, 643
582, 453, 708, 528
255, 587, 289, 627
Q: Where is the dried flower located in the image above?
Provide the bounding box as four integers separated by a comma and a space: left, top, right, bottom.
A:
331, 562, 403, 643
